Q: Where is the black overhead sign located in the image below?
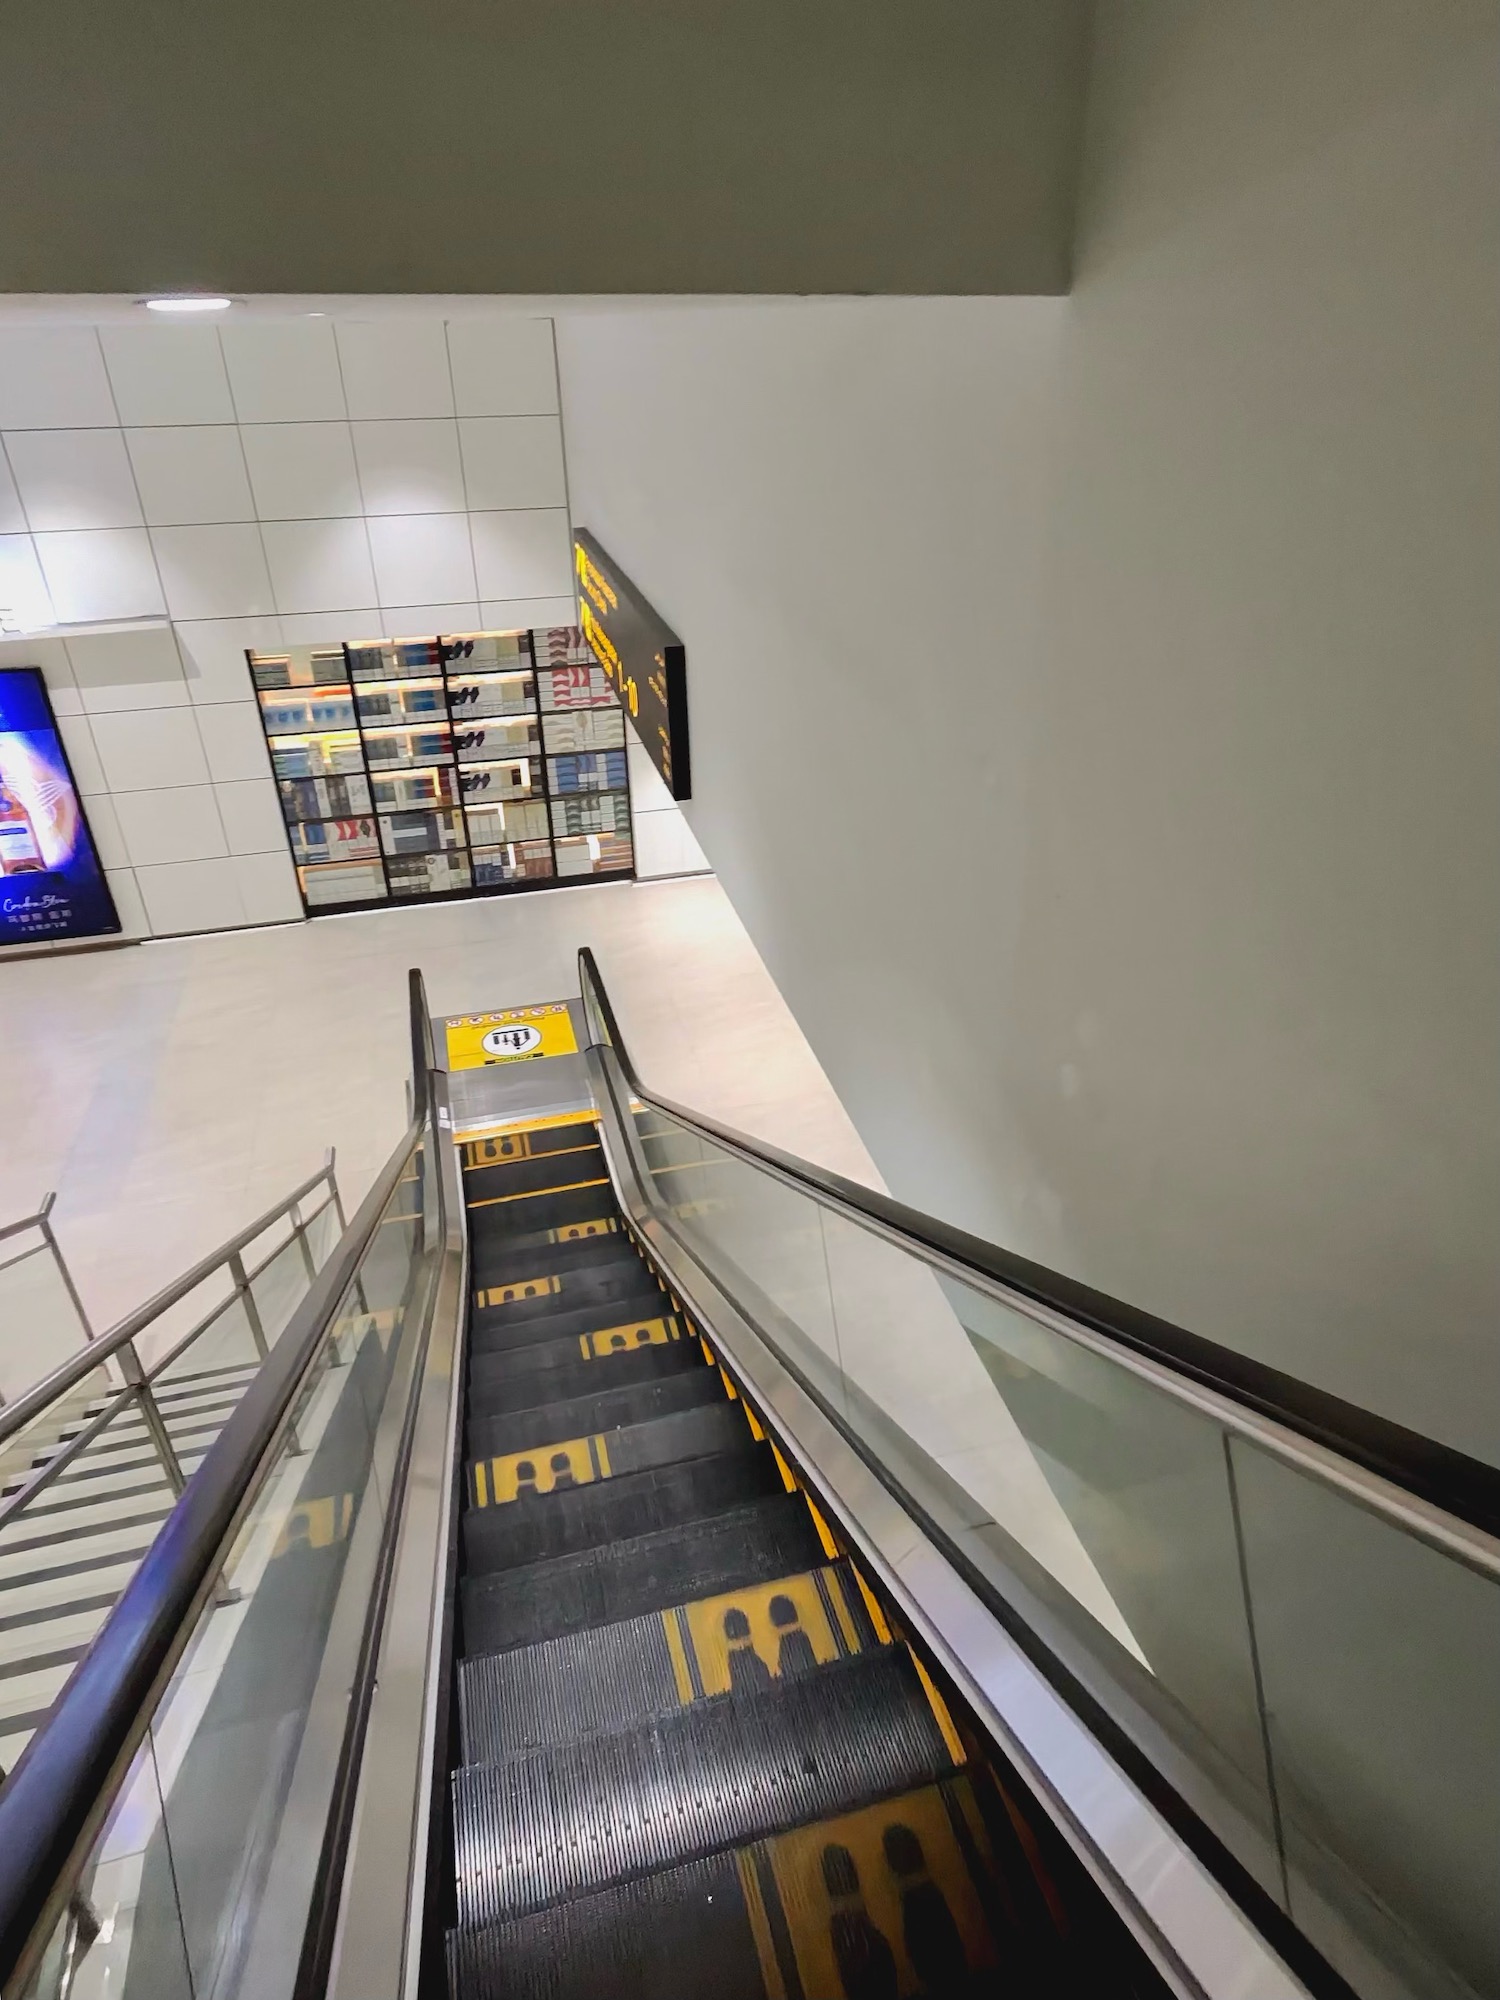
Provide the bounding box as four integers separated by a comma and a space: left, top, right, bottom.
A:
574, 530, 691, 801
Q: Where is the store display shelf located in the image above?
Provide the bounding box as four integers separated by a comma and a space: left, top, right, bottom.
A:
360, 722, 451, 739
263, 728, 359, 743
350, 673, 445, 690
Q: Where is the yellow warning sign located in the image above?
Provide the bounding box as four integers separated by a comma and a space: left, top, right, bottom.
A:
445, 1002, 578, 1070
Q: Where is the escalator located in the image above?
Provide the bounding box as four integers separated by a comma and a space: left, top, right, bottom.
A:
0, 957, 1494, 2000
443, 1117, 1157, 1997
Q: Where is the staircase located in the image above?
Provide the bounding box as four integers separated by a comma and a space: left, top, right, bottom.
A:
0, 1360, 259, 1769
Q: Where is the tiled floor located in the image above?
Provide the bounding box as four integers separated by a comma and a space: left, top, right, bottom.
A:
0, 875, 884, 1344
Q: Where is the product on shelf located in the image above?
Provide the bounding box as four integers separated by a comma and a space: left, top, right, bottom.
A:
300, 860, 387, 906
540, 708, 625, 755
379, 808, 466, 857
550, 789, 631, 839
277, 774, 373, 822
385, 850, 472, 896
548, 749, 628, 795
464, 796, 550, 846
555, 832, 634, 877
289, 817, 381, 866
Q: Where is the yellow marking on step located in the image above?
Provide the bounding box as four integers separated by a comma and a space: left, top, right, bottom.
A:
458, 1108, 597, 1155
803, 1497, 840, 1562
827, 1569, 863, 1655
549, 1217, 616, 1243
768, 1444, 798, 1494
476, 1274, 562, 1308
473, 1460, 489, 1506
464, 1128, 601, 1169
718, 1366, 739, 1402
661, 1609, 696, 1708
909, 1649, 967, 1764
852, 1568, 893, 1643
582, 1315, 676, 1357
476, 1432, 604, 1504
596, 1432, 612, 1477
742, 1403, 765, 1442
759, 1783, 999, 1996
699, 1337, 716, 1367
468, 1177, 610, 1209
735, 1851, 789, 2000
681, 1568, 857, 1697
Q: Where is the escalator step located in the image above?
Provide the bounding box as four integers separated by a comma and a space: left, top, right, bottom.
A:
461, 1494, 826, 1656
462, 1430, 780, 1576
464, 1120, 597, 1165
447, 1852, 763, 2000
466, 1403, 752, 1524
465, 1142, 608, 1202
478, 1215, 621, 1261
470, 1290, 672, 1356
468, 1183, 618, 1239
445, 1775, 1005, 2000
450, 1647, 956, 1926
472, 1260, 665, 1324
459, 1559, 879, 1761
466, 1328, 694, 1415
466, 1365, 726, 1463
468, 1234, 637, 1287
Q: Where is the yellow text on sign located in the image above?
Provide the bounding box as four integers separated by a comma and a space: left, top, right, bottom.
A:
445, 1002, 578, 1070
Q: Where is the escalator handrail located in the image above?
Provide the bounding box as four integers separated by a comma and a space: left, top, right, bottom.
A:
0, 969, 437, 1996
577, 946, 1500, 1550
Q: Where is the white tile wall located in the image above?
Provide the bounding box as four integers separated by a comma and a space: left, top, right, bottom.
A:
101, 325, 238, 427
218, 322, 346, 424
0, 535, 58, 628
459, 417, 569, 511
114, 786, 228, 867
175, 616, 284, 704
261, 517, 377, 614
381, 602, 480, 639
624, 735, 711, 880
240, 423, 362, 521
0, 451, 29, 534
231, 849, 302, 926
367, 514, 476, 608
135, 856, 240, 934
152, 524, 275, 621
194, 702, 271, 782
0, 330, 117, 430
469, 509, 572, 600
5, 431, 144, 531
214, 777, 287, 855
352, 421, 466, 515
336, 322, 454, 421
0, 314, 597, 952
34, 529, 165, 622
90, 707, 211, 791
127, 428, 255, 527
446, 319, 558, 416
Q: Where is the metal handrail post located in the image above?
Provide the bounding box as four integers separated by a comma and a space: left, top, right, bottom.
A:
36, 1194, 93, 1343
113, 1342, 185, 1497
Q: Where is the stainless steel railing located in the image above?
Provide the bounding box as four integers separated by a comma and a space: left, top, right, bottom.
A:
0, 1155, 344, 1532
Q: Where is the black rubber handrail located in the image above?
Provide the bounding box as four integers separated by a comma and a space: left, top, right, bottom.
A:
578, 947, 1500, 1543
0, 969, 437, 1994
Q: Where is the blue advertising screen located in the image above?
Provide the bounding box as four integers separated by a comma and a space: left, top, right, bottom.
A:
0, 668, 120, 945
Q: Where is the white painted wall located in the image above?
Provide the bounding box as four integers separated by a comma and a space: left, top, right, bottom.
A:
554, 2, 1500, 1463
0, 313, 701, 950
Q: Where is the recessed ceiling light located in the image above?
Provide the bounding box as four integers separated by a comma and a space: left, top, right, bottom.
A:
141, 295, 235, 314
